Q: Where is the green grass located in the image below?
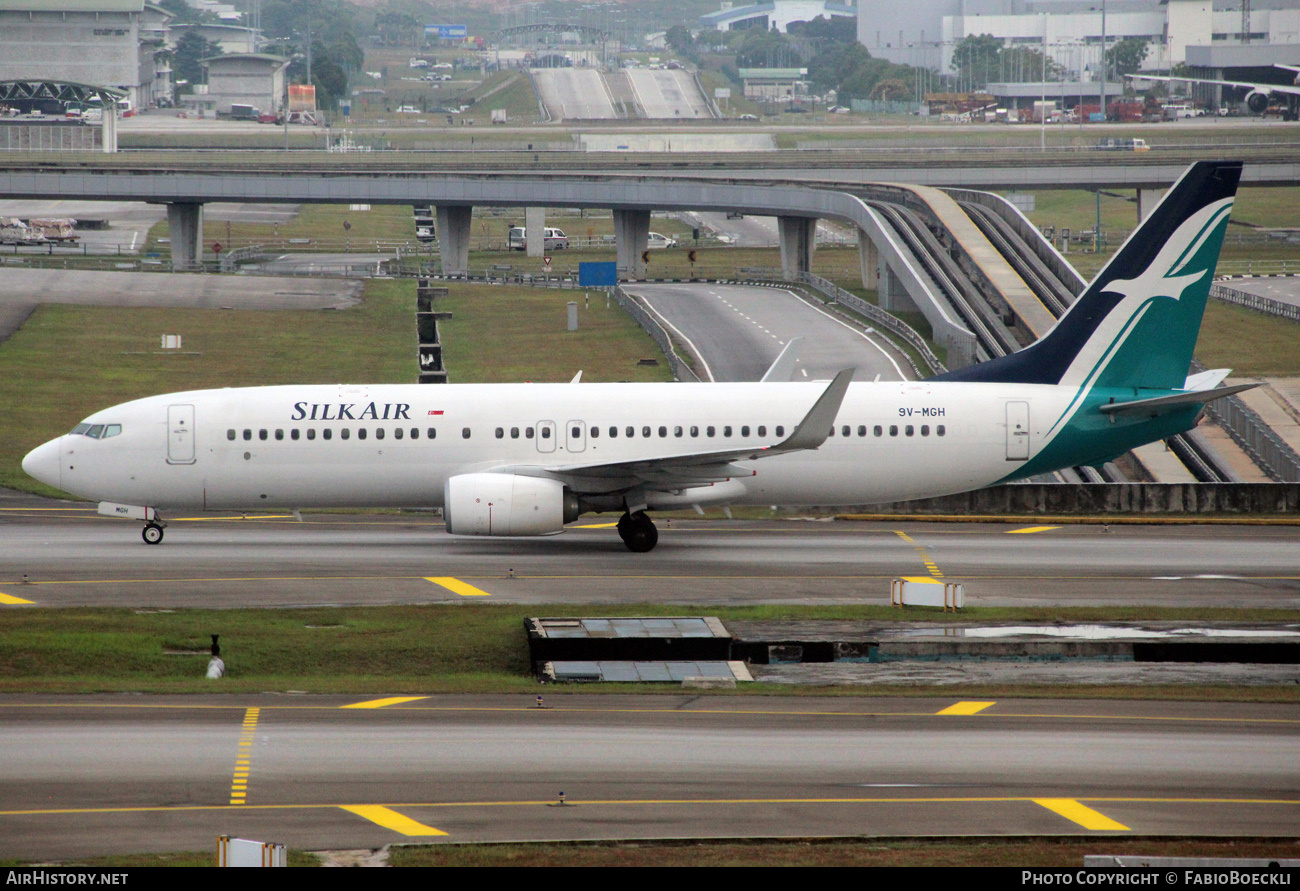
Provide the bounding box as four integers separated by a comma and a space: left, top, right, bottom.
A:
1196, 299, 1300, 376
436, 286, 674, 383
2, 604, 1297, 698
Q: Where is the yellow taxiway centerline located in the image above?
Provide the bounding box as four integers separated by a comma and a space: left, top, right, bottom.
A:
0, 591, 35, 605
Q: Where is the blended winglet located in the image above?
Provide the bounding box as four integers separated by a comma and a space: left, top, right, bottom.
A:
772, 368, 854, 452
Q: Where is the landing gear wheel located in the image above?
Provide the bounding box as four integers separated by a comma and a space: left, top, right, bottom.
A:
617, 510, 658, 553
142, 523, 164, 545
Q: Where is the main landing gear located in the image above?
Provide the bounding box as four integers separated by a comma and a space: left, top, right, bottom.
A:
142, 518, 166, 545
617, 510, 658, 553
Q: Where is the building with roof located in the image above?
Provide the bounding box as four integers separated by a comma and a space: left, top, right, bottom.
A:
184, 53, 287, 116
169, 22, 260, 55
701, 0, 856, 34
856, 0, 1300, 80
0, 0, 173, 108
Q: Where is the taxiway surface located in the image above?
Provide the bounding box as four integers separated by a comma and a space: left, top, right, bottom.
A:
2, 493, 1297, 609
1, 694, 1296, 860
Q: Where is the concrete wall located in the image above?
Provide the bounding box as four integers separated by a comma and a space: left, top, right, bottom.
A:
861, 483, 1300, 515
0, 10, 142, 93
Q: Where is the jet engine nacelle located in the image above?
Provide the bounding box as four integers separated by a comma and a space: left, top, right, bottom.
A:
443, 473, 578, 536
1245, 90, 1271, 114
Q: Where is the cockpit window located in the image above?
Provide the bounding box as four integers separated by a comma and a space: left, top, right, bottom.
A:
71, 423, 123, 439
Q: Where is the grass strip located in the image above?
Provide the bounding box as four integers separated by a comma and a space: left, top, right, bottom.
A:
1, 604, 1298, 699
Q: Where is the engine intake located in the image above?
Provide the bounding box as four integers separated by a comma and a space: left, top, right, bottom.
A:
1246, 90, 1271, 114
443, 473, 578, 536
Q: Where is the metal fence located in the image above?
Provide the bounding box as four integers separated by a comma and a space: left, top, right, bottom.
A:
611, 286, 701, 382
1211, 283, 1300, 322
1190, 359, 1300, 483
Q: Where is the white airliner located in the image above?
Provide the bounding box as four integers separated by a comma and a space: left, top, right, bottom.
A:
1128, 64, 1300, 120
23, 162, 1251, 552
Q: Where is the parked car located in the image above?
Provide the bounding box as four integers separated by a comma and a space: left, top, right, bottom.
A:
646, 232, 677, 249
508, 226, 569, 251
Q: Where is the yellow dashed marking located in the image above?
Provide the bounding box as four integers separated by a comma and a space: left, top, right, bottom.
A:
0, 592, 35, 605
573, 522, 619, 528
937, 701, 996, 716
425, 577, 492, 597
894, 531, 944, 579
341, 697, 430, 710
229, 708, 260, 806
1034, 798, 1131, 831
340, 805, 448, 836
1007, 526, 1061, 534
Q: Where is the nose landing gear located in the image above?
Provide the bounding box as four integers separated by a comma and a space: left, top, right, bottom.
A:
142, 518, 166, 545
616, 510, 658, 553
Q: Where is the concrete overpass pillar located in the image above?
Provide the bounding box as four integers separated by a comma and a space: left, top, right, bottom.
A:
167, 202, 203, 271
614, 208, 650, 280
778, 215, 815, 280
101, 103, 118, 153
435, 205, 473, 276
878, 262, 918, 314
525, 206, 546, 258
858, 230, 878, 291
1136, 188, 1163, 223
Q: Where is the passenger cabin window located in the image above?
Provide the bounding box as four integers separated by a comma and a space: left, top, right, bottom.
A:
741, 426, 750, 437
890, 425, 898, 437
227, 429, 236, 441
758, 426, 767, 437
776, 426, 785, 437
341, 429, 350, 440
358, 429, 366, 440
243, 429, 252, 441
874, 426, 883, 437
609, 427, 617, 438
462, 427, 472, 439
590, 427, 599, 439
658, 426, 667, 438
540, 427, 550, 439
376, 428, 384, 440
259, 429, 268, 441
674, 426, 683, 437
394, 428, 403, 440
724, 426, 732, 437
905, 425, 914, 436
275, 429, 284, 441
937, 425, 946, 436
427, 428, 437, 439
706, 426, 715, 437
625, 426, 634, 438
642, 426, 651, 438
495, 428, 504, 439
306, 429, 316, 440
292, 429, 300, 441
323, 429, 332, 440
511, 427, 520, 439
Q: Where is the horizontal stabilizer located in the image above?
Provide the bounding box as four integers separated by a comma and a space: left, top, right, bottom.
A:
1098, 383, 1258, 417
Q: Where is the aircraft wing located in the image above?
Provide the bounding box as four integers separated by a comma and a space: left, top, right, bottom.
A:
493, 369, 854, 493
1129, 73, 1300, 97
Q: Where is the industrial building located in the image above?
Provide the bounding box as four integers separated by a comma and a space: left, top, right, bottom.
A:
700, 0, 857, 34
856, 0, 1300, 82
0, 0, 173, 109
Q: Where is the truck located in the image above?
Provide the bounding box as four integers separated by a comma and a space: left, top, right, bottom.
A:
490, 108, 507, 124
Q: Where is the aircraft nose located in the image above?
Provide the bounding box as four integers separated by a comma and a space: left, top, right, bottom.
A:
22, 438, 62, 489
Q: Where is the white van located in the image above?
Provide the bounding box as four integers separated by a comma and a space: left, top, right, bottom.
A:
508, 226, 569, 251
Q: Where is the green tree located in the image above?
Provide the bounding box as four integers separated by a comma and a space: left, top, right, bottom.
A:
172, 30, 222, 97
950, 33, 1003, 89
1107, 36, 1150, 78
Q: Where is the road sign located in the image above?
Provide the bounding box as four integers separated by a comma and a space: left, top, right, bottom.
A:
544, 256, 551, 268
578, 262, 617, 287
688, 250, 697, 263
641, 250, 650, 264
212, 242, 222, 254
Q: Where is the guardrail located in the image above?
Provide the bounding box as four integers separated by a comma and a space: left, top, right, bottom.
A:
611, 286, 701, 382
1210, 283, 1300, 321
1190, 358, 1300, 483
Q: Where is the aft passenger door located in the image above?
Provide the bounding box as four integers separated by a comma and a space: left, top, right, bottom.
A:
1005, 401, 1030, 461
167, 404, 196, 465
